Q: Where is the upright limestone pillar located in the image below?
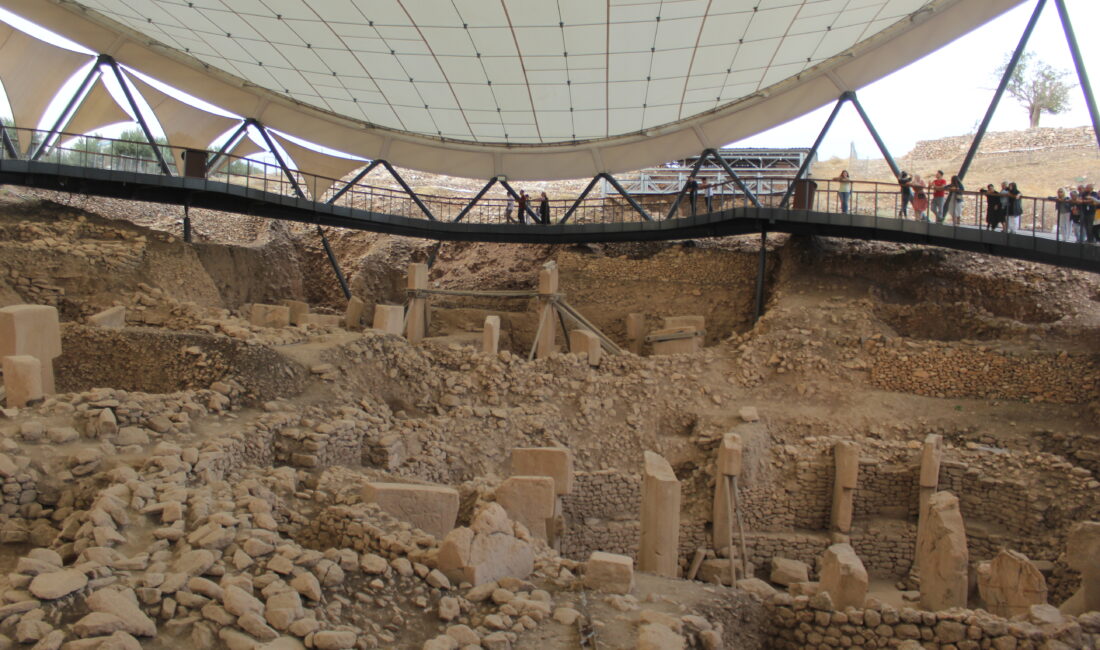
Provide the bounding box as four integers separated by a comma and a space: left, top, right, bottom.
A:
639, 451, 681, 578
482, 315, 501, 355
712, 433, 743, 554
626, 313, 646, 355
830, 441, 859, 534
0, 305, 61, 394
1060, 521, 1100, 615
916, 434, 943, 568
918, 491, 968, 611
406, 262, 429, 343
535, 262, 558, 359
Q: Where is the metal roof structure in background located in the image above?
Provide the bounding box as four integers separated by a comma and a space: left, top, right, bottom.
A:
0, 0, 1026, 180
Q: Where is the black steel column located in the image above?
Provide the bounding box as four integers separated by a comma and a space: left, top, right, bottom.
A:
754, 228, 768, 323
453, 178, 498, 223
205, 121, 250, 175
0, 125, 17, 159
317, 225, 352, 300
32, 58, 103, 161
254, 121, 307, 199
559, 175, 601, 224
379, 160, 436, 221
1054, 0, 1100, 150
958, 0, 1047, 180
664, 153, 709, 219
327, 160, 381, 205
105, 58, 173, 176
601, 173, 653, 222
780, 94, 849, 208
708, 149, 762, 209
182, 200, 191, 243
848, 93, 901, 179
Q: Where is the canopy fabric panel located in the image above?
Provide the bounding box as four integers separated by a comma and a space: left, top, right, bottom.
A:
128, 75, 241, 155
0, 22, 92, 151
3, 0, 1027, 179
270, 132, 367, 201
62, 81, 131, 138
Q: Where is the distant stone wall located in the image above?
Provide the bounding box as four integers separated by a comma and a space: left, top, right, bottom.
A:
907, 126, 1097, 160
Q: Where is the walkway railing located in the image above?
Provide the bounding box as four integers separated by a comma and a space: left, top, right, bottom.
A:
0, 126, 1083, 242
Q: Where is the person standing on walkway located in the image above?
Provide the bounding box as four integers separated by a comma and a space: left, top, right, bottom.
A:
898, 170, 913, 216
1052, 187, 1072, 241
1080, 184, 1099, 243
538, 191, 550, 225
1005, 182, 1022, 232
505, 195, 515, 223
982, 184, 1005, 231
910, 174, 928, 221
929, 170, 948, 224
517, 190, 529, 225
701, 178, 713, 212
684, 176, 699, 216
833, 170, 852, 214
946, 175, 965, 225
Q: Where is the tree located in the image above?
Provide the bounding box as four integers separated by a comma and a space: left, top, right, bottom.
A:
995, 51, 1074, 128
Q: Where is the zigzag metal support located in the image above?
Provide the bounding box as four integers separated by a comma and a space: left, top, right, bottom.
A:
601, 173, 653, 222
0, 125, 17, 160
958, 0, 1046, 181
453, 177, 498, 223
779, 93, 849, 209
379, 160, 435, 221
559, 175, 601, 225
704, 148, 762, 209
1053, 0, 1100, 150
498, 179, 540, 223
205, 121, 250, 176
32, 57, 103, 161
106, 58, 172, 176
327, 160, 382, 205
847, 93, 901, 180
665, 152, 708, 219
253, 120, 306, 199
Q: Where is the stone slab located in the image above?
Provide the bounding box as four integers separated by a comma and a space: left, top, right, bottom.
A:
639, 451, 681, 577
511, 447, 574, 495
344, 297, 366, 330
584, 552, 634, 594
568, 329, 601, 366
372, 305, 404, 336
361, 482, 459, 539
250, 304, 290, 329
495, 476, 556, 540
281, 300, 310, 326
2, 355, 42, 408
87, 306, 126, 328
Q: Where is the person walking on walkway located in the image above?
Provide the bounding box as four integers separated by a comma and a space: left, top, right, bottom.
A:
517, 190, 529, 225
898, 171, 913, 216
930, 170, 948, 224
833, 170, 852, 214
505, 195, 515, 223
538, 191, 550, 225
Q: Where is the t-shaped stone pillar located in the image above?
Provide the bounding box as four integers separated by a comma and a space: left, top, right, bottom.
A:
372, 304, 404, 336
918, 491, 969, 611
625, 313, 646, 355
344, 296, 366, 330
535, 261, 558, 359
639, 451, 681, 578
569, 329, 601, 366
1060, 521, 1100, 615
2, 355, 43, 407
482, 315, 501, 355
0, 305, 61, 394
712, 433, 742, 554
406, 263, 429, 343
915, 434, 943, 570
830, 441, 859, 534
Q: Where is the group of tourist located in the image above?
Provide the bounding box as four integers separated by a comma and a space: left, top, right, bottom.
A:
1053, 184, 1100, 243
893, 170, 966, 224
505, 190, 551, 224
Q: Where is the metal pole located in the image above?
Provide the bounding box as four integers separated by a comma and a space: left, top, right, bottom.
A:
958, 0, 1047, 180
708, 149, 763, 208
327, 160, 381, 206
559, 175, 601, 224
183, 200, 191, 243
33, 59, 103, 161
848, 93, 901, 179
601, 173, 653, 222
379, 160, 436, 221
106, 58, 173, 176
780, 94, 848, 208
205, 121, 250, 174
453, 178, 498, 223
499, 179, 540, 223
754, 229, 768, 323
0, 125, 17, 159
254, 122, 306, 199
317, 225, 352, 300
665, 153, 709, 219
1054, 0, 1100, 150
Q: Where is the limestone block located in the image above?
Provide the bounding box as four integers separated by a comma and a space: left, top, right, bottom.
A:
830, 441, 859, 534
482, 315, 500, 355
537, 261, 558, 295
281, 300, 310, 325
819, 543, 869, 610
535, 262, 558, 359
770, 557, 810, 586
372, 305, 404, 336
250, 304, 290, 329
406, 263, 429, 343
717, 434, 743, 477
344, 297, 366, 330
626, 313, 646, 354
663, 315, 705, 331
919, 434, 943, 488
698, 559, 737, 586
650, 327, 700, 355
1061, 521, 1100, 615
511, 447, 574, 495
2, 355, 42, 408
305, 314, 342, 328
918, 491, 969, 611
739, 406, 760, 422
568, 329, 601, 366
462, 505, 534, 586
713, 475, 735, 555
0, 304, 60, 393
639, 451, 681, 578
978, 549, 1047, 618
583, 552, 634, 594
495, 476, 555, 540
87, 306, 125, 328
361, 482, 459, 539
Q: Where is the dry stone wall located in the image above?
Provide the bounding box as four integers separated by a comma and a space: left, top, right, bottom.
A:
907, 126, 1097, 160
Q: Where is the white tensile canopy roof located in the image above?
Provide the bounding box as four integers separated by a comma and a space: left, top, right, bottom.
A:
3, 0, 1024, 180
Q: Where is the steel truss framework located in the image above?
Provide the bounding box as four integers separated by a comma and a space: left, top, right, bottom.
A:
0, 0, 1095, 302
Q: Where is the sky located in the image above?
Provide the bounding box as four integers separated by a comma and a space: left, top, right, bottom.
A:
0, 0, 1096, 164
